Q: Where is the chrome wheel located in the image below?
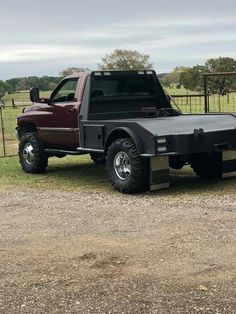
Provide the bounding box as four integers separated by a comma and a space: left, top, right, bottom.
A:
114, 151, 131, 180
23, 143, 35, 165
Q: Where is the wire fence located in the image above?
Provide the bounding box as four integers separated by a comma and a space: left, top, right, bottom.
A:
1, 91, 236, 158
0, 101, 26, 158
172, 91, 236, 113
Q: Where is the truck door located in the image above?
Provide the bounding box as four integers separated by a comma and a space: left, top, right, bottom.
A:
38, 78, 79, 149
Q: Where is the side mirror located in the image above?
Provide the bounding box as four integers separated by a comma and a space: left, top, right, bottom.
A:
30, 87, 40, 102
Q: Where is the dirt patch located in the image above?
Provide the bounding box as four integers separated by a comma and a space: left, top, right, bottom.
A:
80, 253, 97, 261
0, 185, 235, 313
91, 256, 127, 269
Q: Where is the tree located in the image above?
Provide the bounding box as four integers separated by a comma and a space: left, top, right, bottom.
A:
4, 82, 14, 94
180, 57, 236, 93
162, 66, 190, 89
99, 49, 153, 70
205, 57, 236, 73
59, 67, 91, 77
180, 65, 207, 92
5, 76, 61, 92
0, 81, 7, 99
6, 78, 22, 91
205, 57, 236, 93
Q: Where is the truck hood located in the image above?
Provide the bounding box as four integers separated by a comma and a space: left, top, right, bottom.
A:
130, 114, 236, 136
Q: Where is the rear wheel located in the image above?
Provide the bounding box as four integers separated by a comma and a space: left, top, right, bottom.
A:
191, 153, 222, 179
106, 138, 149, 193
19, 132, 48, 173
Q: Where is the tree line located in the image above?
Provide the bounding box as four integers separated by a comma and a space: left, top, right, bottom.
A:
0, 76, 61, 99
161, 57, 236, 94
0, 67, 92, 99
1, 50, 236, 99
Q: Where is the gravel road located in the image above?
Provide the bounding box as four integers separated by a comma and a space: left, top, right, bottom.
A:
0, 174, 235, 313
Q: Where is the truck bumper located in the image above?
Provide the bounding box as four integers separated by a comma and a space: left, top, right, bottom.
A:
149, 150, 236, 192
164, 129, 236, 156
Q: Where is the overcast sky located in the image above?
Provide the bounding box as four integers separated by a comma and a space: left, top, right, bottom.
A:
0, 0, 236, 79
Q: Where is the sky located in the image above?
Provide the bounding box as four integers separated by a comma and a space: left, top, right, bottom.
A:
0, 0, 236, 79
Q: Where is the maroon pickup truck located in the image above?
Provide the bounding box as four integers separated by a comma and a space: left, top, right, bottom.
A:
16, 70, 236, 193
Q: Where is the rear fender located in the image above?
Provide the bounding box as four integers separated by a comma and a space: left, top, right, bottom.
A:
105, 127, 143, 155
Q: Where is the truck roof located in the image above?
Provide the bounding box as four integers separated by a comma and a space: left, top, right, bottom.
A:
65, 70, 157, 80
65, 72, 90, 79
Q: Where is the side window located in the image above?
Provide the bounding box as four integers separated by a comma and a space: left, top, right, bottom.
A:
52, 78, 78, 103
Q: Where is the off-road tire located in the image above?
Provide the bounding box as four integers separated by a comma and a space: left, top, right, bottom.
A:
19, 132, 48, 174
90, 153, 106, 165
106, 138, 149, 193
191, 153, 222, 179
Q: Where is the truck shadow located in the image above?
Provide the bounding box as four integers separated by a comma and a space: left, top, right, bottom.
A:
46, 159, 236, 195
154, 168, 236, 196
46, 160, 110, 190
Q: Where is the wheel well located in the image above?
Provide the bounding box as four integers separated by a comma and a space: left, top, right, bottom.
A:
105, 129, 143, 155
105, 130, 131, 153
18, 123, 37, 139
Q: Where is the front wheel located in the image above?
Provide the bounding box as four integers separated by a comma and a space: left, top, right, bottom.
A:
106, 138, 149, 193
19, 132, 48, 173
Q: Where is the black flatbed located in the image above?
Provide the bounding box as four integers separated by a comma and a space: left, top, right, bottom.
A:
125, 113, 236, 135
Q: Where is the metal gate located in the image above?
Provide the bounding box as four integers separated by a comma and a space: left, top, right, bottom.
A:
0, 102, 27, 157
203, 72, 236, 113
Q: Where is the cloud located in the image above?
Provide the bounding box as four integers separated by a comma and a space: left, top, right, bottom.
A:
0, 1, 236, 79
0, 45, 106, 63
1, 16, 235, 63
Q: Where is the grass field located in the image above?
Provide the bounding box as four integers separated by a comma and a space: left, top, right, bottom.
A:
0, 106, 23, 156
0, 155, 111, 192
2, 154, 236, 196
2, 90, 51, 102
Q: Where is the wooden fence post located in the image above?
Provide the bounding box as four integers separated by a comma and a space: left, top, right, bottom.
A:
0, 106, 6, 157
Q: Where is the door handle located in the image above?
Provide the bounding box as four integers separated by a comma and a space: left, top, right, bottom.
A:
67, 109, 73, 114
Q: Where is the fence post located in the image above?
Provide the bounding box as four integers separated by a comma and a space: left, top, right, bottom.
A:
12, 98, 16, 108
204, 74, 208, 113
0, 106, 6, 157
218, 94, 221, 112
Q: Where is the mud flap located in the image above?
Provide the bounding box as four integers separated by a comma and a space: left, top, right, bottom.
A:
150, 156, 170, 191
222, 150, 236, 178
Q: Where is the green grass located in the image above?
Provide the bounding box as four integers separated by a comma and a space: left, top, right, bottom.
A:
0, 106, 23, 156
3, 91, 51, 102
165, 86, 191, 95
1, 154, 236, 196
0, 155, 111, 192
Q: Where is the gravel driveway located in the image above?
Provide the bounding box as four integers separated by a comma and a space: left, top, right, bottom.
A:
0, 174, 235, 313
